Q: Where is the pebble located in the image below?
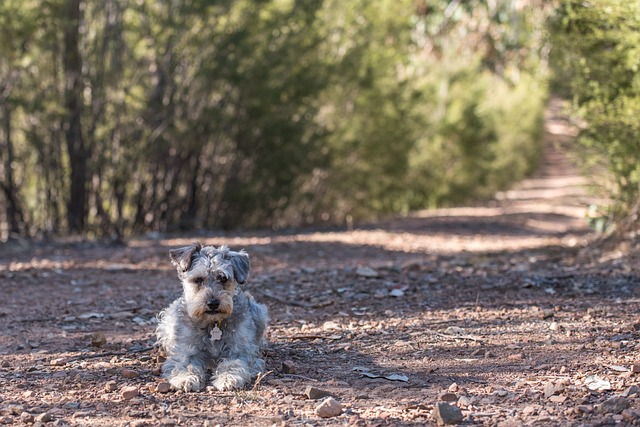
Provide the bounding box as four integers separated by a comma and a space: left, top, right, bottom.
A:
355, 267, 379, 278
91, 332, 107, 347
305, 386, 333, 400
543, 382, 563, 398
314, 397, 343, 418
105, 381, 118, 392
35, 413, 52, 423
50, 358, 67, 366
457, 396, 472, 407
20, 412, 34, 423
548, 395, 567, 404
432, 402, 463, 425
597, 397, 630, 415
622, 385, 639, 397
632, 363, 640, 374
156, 382, 171, 393
576, 405, 592, 414
439, 392, 458, 402
121, 369, 139, 379
622, 409, 640, 422
121, 386, 139, 400
282, 360, 296, 374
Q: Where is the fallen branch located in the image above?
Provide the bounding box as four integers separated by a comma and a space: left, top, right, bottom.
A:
276, 334, 326, 340
433, 332, 485, 342
255, 290, 333, 309
67, 346, 155, 362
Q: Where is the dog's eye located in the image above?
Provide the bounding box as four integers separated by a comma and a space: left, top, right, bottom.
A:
217, 274, 228, 284
194, 277, 205, 286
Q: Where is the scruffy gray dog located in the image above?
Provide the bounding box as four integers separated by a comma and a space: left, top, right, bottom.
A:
156, 243, 268, 392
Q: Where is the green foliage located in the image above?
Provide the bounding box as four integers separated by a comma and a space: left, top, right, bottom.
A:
552, 0, 640, 223
0, 0, 552, 238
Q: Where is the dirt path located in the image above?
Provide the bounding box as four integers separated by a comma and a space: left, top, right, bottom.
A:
1, 99, 639, 426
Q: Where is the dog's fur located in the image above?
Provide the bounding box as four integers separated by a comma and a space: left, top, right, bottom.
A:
156, 243, 268, 391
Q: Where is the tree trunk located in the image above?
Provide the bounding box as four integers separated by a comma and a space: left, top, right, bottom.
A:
63, 0, 87, 233
1, 104, 24, 236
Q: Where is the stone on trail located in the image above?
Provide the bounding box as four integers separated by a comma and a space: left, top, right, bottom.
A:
305, 386, 333, 400
597, 397, 630, 415
432, 402, 464, 425
314, 397, 343, 418
121, 386, 139, 400
355, 267, 379, 278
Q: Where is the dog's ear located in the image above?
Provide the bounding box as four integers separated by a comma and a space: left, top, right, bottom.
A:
169, 242, 202, 273
228, 250, 250, 284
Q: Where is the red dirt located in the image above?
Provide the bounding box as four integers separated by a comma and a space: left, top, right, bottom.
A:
1, 99, 639, 426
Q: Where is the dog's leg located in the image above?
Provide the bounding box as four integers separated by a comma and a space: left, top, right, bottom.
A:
163, 353, 207, 391
211, 356, 265, 391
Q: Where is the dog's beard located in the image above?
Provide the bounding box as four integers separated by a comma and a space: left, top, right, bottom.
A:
187, 299, 233, 325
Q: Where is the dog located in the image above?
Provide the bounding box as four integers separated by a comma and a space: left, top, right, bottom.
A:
156, 243, 268, 391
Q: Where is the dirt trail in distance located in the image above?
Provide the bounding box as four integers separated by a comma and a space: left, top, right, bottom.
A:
0, 98, 639, 426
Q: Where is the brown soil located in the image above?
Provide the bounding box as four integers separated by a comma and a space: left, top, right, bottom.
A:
1, 99, 639, 426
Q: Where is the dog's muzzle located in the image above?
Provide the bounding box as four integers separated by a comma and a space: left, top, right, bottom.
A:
206, 298, 220, 313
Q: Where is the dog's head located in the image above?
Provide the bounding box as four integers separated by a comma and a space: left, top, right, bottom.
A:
169, 243, 250, 324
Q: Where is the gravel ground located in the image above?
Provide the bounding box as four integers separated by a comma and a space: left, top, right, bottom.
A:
1, 99, 639, 426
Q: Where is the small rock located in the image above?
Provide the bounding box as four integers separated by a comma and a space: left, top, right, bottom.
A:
622, 385, 639, 397
282, 360, 296, 374
447, 383, 459, 392
156, 382, 171, 393
50, 358, 67, 366
543, 382, 563, 398
314, 397, 342, 418
23, 390, 34, 398
105, 381, 118, 392
508, 353, 524, 361
548, 395, 567, 404
439, 392, 458, 402
541, 309, 555, 319
522, 405, 537, 415
471, 348, 484, 357
121, 369, 139, 379
622, 409, 640, 422
432, 402, 463, 425
632, 363, 640, 373
445, 326, 466, 335
20, 412, 34, 423
355, 267, 379, 278
322, 321, 340, 331
305, 386, 333, 400
457, 396, 472, 407
35, 413, 52, 423
0, 416, 13, 425
494, 389, 508, 397
121, 386, 139, 400
597, 397, 630, 415
90, 332, 107, 347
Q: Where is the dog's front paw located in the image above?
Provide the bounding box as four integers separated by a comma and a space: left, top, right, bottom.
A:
212, 372, 245, 391
169, 371, 205, 392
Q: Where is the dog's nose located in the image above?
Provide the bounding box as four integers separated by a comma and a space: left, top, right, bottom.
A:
207, 299, 220, 311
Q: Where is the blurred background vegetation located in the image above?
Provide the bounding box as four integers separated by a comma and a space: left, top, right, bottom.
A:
0, 0, 637, 240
